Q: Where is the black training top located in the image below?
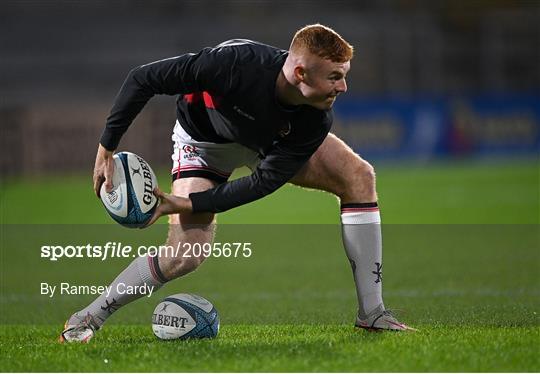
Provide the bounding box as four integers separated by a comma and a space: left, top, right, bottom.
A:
100, 39, 333, 213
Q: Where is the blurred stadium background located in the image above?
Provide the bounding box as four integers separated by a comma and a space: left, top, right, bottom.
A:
1, 0, 538, 177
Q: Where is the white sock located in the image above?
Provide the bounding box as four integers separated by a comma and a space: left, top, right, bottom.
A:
73, 255, 165, 327
341, 202, 384, 319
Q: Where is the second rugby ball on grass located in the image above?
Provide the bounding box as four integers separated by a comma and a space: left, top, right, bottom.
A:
100, 152, 158, 228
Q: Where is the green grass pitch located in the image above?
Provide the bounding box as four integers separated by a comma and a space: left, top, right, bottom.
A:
0, 161, 538, 372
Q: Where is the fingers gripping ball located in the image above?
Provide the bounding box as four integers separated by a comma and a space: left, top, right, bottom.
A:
100, 152, 158, 228
152, 294, 220, 340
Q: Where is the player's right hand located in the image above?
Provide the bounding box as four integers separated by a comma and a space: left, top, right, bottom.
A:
143, 187, 194, 228
93, 144, 115, 198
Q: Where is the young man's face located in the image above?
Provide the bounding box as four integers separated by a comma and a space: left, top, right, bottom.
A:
299, 55, 350, 110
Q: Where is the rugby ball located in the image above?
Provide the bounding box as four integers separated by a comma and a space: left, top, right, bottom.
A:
152, 293, 220, 340
100, 152, 158, 228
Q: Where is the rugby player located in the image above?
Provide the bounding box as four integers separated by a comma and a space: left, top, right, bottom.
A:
60, 24, 414, 343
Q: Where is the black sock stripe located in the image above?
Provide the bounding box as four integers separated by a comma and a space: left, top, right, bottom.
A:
152, 255, 169, 283
341, 202, 378, 209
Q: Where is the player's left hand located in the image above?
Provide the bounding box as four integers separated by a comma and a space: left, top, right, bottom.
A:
143, 187, 193, 227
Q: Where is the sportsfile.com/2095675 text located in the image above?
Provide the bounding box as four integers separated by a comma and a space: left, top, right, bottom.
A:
40, 242, 253, 261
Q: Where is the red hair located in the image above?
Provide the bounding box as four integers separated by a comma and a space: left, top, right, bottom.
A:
290, 24, 354, 62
